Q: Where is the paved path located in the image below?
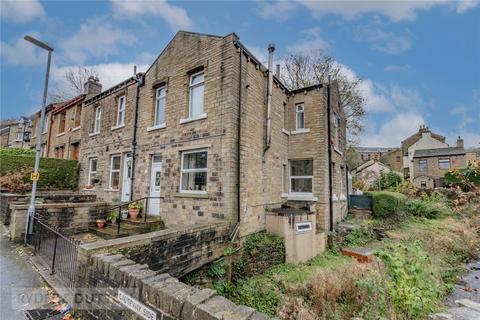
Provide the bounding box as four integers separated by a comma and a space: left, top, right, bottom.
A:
0, 227, 50, 320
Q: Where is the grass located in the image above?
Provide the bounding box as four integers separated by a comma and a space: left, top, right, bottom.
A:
215, 193, 480, 319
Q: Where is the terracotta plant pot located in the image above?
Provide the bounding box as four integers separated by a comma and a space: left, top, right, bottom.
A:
129, 208, 140, 220
96, 219, 106, 229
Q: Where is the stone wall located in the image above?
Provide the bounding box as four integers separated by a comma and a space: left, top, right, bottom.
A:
76, 252, 271, 320
9, 201, 108, 241
0, 192, 96, 225
412, 154, 467, 188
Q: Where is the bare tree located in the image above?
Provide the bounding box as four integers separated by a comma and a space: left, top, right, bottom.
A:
50, 67, 99, 102
281, 49, 366, 144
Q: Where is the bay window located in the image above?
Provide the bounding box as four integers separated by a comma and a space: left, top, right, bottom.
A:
180, 149, 207, 193
289, 159, 313, 195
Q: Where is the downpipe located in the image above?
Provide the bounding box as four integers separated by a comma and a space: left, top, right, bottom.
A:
264, 43, 275, 154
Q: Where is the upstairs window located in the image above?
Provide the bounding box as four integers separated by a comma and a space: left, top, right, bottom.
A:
438, 158, 450, 170
109, 155, 121, 189
88, 157, 98, 186
180, 149, 207, 193
15, 132, 23, 141
93, 106, 101, 133
116, 96, 126, 126
289, 159, 313, 195
74, 104, 82, 127
154, 87, 166, 126
418, 159, 427, 172
296, 104, 305, 130
189, 71, 204, 118
41, 114, 48, 134
58, 112, 66, 133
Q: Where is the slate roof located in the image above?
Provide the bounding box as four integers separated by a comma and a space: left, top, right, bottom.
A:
413, 147, 466, 158
354, 147, 395, 153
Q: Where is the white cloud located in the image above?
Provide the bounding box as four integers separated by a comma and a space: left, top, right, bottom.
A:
0, 36, 45, 66
389, 83, 425, 110
296, 0, 446, 22
456, 0, 480, 13
355, 19, 413, 54
360, 112, 426, 147
450, 105, 469, 114
111, 0, 193, 30
135, 52, 157, 65
288, 27, 330, 53
443, 131, 480, 148
59, 18, 136, 64
384, 64, 411, 72
0, 0, 45, 23
255, 0, 297, 21
52, 62, 149, 93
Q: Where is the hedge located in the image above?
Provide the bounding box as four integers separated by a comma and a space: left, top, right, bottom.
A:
0, 151, 78, 191
369, 191, 407, 218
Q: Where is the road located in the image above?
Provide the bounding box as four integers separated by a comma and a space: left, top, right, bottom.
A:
0, 226, 50, 320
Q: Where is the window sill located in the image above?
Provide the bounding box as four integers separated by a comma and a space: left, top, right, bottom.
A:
287, 195, 318, 202
111, 124, 125, 131
82, 187, 96, 191
281, 193, 289, 198
281, 129, 290, 136
174, 192, 208, 199
89, 132, 100, 137
104, 188, 119, 192
291, 128, 310, 135
71, 126, 81, 132
179, 113, 207, 124
56, 132, 65, 137
147, 123, 166, 132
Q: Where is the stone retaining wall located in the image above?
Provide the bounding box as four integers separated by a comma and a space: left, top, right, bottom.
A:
9, 201, 108, 241
77, 252, 271, 320
0, 191, 96, 225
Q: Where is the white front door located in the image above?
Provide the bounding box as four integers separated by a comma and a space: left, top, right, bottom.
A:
121, 154, 132, 202
148, 159, 162, 215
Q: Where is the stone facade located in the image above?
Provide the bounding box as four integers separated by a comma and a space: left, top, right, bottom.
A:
354, 147, 394, 163
379, 147, 403, 172
29, 103, 61, 157
412, 151, 467, 189
0, 119, 32, 149
75, 31, 347, 248
48, 95, 85, 160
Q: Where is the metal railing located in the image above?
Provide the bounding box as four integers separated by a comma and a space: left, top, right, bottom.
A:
28, 216, 80, 288
100, 197, 162, 236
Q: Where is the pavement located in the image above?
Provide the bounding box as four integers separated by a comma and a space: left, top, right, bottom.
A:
0, 226, 50, 320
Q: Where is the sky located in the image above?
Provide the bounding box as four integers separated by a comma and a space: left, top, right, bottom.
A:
1, 0, 479, 148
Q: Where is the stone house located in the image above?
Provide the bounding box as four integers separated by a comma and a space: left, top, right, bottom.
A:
48, 95, 85, 160
354, 146, 395, 163
29, 103, 62, 157
411, 137, 466, 189
466, 147, 479, 165
0, 118, 32, 149
352, 159, 400, 189
379, 147, 403, 173
78, 31, 347, 245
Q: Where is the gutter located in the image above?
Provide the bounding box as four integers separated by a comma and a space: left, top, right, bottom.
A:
129, 73, 144, 201
327, 80, 334, 232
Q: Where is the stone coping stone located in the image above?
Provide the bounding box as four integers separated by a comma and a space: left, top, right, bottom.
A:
182, 289, 217, 319
194, 295, 237, 320
10, 201, 108, 209
341, 247, 374, 263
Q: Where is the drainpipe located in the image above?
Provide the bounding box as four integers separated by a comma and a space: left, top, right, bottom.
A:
264, 43, 275, 153
345, 165, 350, 211
327, 77, 334, 232
129, 73, 144, 201
236, 48, 243, 224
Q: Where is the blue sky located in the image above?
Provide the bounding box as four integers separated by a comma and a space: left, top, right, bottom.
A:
1, 0, 479, 147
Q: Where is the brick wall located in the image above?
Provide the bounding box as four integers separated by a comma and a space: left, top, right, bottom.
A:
76, 252, 271, 320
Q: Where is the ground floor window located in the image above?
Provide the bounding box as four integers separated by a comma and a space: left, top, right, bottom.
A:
180, 149, 207, 193
109, 154, 121, 190
88, 157, 98, 186
54, 145, 65, 159
289, 159, 313, 195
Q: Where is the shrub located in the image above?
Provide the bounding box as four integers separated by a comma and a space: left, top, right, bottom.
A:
444, 162, 480, 190
344, 226, 375, 247
0, 147, 35, 156
370, 191, 406, 219
0, 152, 78, 192
372, 170, 403, 191
404, 193, 453, 219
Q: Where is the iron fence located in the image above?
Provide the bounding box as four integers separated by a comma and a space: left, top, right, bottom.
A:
28, 216, 80, 288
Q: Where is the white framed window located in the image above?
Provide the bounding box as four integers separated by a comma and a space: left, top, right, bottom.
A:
295, 222, 312, 233
109, 154, 121, 190
116, 96, 126, 126
41, 114, 48, 134
88, 157, 98, 186
296, 104, 304, 130
418, 159, 427, 172
154, 87, 166, 126
289, 159, 313, 196
93, 106, 101, 133
15, 132, 23, 141
438, 158, 450, 170
189, 71, 205, 118
180, 149, 208, 193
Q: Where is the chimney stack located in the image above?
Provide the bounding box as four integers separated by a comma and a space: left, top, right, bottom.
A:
456, 136, 464, 149
84, 76, 102, 98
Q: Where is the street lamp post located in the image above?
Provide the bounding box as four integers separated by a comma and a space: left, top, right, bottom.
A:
24, 35, 53, 244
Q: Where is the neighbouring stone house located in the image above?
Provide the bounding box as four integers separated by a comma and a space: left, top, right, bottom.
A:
29, 103, 63, 156
467, 147, 480, 165
48, 94, 85, 160
379, 147, 403, 173
0, 118, 32, 149
77, 31, 348, 246
412, 141, 467, 189
354, 146, 395, 163
351, 159, 400, 188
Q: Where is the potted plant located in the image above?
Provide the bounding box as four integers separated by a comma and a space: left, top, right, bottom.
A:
107, 211, 118, 224
128, 201, 143, 220
121, 209, 129, 220
96, 218, 106, 229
